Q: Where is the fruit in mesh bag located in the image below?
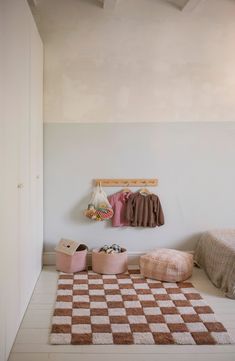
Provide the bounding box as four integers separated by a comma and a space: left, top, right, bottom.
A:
85, 201, 113, 221
96, 208, 113, 220
98, 202, 109, 209
84, 208, 96, 219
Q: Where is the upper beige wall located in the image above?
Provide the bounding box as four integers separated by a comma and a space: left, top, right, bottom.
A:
35, 0, 235, 123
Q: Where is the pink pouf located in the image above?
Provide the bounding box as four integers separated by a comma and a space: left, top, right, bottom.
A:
140, 248, 193, 282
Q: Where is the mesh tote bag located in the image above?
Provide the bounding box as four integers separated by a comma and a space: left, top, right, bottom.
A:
85, 183, 113, 221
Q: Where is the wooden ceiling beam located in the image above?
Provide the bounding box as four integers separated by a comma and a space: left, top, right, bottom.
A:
182, 0, 203, 12
103, 0, 118, 10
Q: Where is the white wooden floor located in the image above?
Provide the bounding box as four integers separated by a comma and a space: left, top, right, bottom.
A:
9, 266, 235, 361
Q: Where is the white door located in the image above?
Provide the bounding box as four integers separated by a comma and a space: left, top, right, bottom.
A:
0, 1, 44, 359
29, 13, 44, 281
3, 0, 26, 355
0, 3, 6, 359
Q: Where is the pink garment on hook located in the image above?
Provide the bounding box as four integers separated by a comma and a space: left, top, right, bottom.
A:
108, 191, 132, 227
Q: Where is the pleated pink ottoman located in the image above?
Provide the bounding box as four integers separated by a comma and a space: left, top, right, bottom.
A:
140, 248, 193, 282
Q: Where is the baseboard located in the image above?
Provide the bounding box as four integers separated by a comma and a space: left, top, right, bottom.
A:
43, 251, 144, 266
43, 249, 195, 267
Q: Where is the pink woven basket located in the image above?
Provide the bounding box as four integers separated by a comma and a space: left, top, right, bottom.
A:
92, 248, 128, 275
56, 244, 88, 273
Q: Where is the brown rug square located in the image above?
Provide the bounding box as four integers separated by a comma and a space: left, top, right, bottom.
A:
50, 269, 233, 345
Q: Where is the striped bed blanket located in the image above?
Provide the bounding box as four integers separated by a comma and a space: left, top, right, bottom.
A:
194, 229, 235, 299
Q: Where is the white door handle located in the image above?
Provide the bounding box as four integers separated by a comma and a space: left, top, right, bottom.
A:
17, 183, 24, 189
36, 175, 40, 179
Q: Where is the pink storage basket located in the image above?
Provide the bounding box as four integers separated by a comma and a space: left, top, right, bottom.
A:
92, 248, 128, 275
56, 244, 88, 273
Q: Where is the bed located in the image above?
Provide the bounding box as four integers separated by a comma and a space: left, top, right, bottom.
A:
194, 229, 235, 299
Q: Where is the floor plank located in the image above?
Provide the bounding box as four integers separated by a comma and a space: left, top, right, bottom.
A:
14, 329, 50, 345
8, 354, 49, 361
11, 343, 235, 354
20, 309, 52, 329
8, 352, 235, 361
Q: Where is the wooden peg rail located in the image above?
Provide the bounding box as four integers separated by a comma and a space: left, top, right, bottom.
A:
95, 179, 158, 187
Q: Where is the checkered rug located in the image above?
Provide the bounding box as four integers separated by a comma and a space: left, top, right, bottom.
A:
50, 269, 232, 345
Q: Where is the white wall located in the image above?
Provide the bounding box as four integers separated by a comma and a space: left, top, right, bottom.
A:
44, 122, 235, 254
34, 0, 235, 124
37, 0, 235, 258
0, 1, 43, 360
36, 0, 235, 254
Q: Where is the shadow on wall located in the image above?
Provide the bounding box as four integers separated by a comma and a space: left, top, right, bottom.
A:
79, 0, 103, 9
176, 233, 201, 252
68, 193, 92, 225
159, 0, 182, 11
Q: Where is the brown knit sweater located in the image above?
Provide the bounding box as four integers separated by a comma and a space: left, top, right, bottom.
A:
126, 193, 164, 227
